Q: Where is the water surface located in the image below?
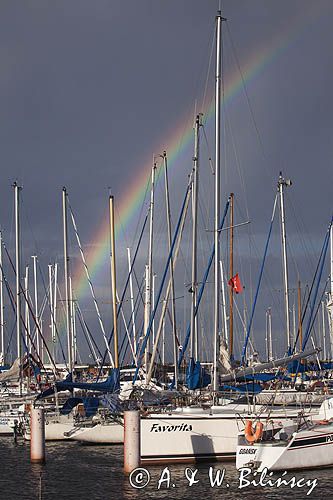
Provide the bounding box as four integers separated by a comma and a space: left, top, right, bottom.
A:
0, 437, 329, 499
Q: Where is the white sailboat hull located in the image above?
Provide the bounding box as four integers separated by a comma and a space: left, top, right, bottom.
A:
25, 414, 75, 441
67, 421, 124, 443
236, 398, 333, 471
237, 424, 333, 471
140, 404, 317, 464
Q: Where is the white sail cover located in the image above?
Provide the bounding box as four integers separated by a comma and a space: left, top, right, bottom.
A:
0, 357, 20, 382
218, 339, 232, 374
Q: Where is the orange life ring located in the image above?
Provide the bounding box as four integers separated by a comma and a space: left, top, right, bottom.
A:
244, 420, 263, 443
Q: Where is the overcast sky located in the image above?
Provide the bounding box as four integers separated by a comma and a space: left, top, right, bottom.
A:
0, 1, 332, 364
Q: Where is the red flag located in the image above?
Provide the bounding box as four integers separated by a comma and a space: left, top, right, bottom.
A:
228, 273, 243, 294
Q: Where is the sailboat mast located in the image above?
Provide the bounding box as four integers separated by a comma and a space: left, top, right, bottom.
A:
62, 187, 73, 375
24, 266, 30, 352
53, 263, 58, 361
298, 279, 302, 350
219, 259, 228, 345
190, 115, 201, 360
144, 161, 156, 370
0, 231, 4, 364
330, 224, 333, 303
278, 172, 292, 351
322, 301, 326, 360
213, 11, 223, 391
31, 255, 40, 358
268, 307, 273, 360
163, 151, 178, 384
329, 225, 333, 359
69, 276, 77, 364
229, 192, 234, 358
48, 264, 55, 360
14, 182, 22, 361
127, 248, 137, 364
109, 195, 119, 369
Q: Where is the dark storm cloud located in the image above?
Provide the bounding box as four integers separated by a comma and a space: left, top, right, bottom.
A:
0, 1, 332, 361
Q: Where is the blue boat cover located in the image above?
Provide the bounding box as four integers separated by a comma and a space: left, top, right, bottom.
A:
244, 373, 277, 382
60, 396, 99, 417
83, 397, 100, 417
186, 358, 211, 390
220, 383, 262, 394
37, 369, 120, 399
60, 397, 83, 415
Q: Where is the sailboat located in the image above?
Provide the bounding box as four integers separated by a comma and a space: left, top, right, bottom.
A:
236, 397, 333, 471
136, 10, 323, 464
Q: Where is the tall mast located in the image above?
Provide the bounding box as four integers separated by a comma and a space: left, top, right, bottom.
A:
24, 265, 30, 352
322, 301, 327, 360
265, 309, 269, 362
0, 231, 4, 364
190, 115, 201, 360
127, 248, 137, 364
62, 187, 73, 375
329, 225, 333, 359
109, 195, 119, 369
330, 224, 333, 302
162, 151, 178, 384
69, 276, 77, 364
14, 182, 22, 393
53, 263, 58, 361
14, 182, 22, 359
152, 273, 156, 345
213, 11, 223, 391
268, 307, 273, 360
144, 160, 156, 370
31, 255, 40, 358
229, 192, 234, 358
48, 264, 55, 360
219, 259, 228, 345
278, 172, 292, 352
298, 279, 303, 350
265, 307, 272, 361
143, 265, 150, 369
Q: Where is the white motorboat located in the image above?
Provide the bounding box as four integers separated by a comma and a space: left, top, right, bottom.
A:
236, 397, 333, 471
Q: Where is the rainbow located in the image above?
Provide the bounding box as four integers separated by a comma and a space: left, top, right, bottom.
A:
70, 5, 326, 309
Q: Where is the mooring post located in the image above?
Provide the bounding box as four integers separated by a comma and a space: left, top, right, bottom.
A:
30, 407, 45, 464
124, 410, 140, 474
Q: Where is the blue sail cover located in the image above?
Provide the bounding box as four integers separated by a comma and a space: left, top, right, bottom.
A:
37, 369, 120, 400
321, 362, 333, 370
220, 383, 262, 394
289, 358, 333, 374
186, 358, 211, 390
244, 373, 277, 382
83, 397, 100, 417
60, 397, 99, 417
288, 360, 309, 373
60, 397, 83, 415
